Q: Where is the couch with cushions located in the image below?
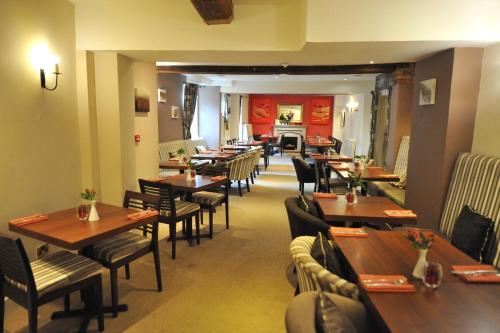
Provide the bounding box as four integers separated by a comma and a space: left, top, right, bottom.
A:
158, 138, 208, 163
367, 136, 410, 207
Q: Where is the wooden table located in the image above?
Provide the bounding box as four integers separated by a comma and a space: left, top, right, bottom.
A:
9, 203, 155, 328
236, 141, 264, 147
190, 152, 237, 162
309, 154, 353, 162
315, 196, 416, 225
159, 159, 209, 173
333, 229, 500, 332
305, 138, 335, 148
221, 145, 249, 151
329, 163, 400, 182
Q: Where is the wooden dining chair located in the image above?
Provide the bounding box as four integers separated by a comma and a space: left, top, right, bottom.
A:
192, 165, 231, 238
87, 190, 162, 317
0, 236, 104, 333
139, 179, 201, 259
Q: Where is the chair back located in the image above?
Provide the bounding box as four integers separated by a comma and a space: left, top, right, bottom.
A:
335, 139, 342, 154
284, 197, 331, 240
439, 153, 500, 267
314, 160, 330, 193
0, 236, 36, 295
393, 135, 410, 175
123, 190, 161, 237
138, 179, 177, 219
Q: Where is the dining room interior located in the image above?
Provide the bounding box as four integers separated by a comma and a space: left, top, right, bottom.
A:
1, 0, 500, 332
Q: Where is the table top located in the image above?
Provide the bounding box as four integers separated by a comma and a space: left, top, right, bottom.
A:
236, 141, 264, 146
9, 203, 153, 250
315, 196, 417, 224
158, 174, 227, 192
333, 229, 500, 332
190, 152, 237, 161
330, 163, 400, 182
159, 159, 208, 170
309, 154, 353, 162
221, 145, 249, 151
306, 139, 335, 148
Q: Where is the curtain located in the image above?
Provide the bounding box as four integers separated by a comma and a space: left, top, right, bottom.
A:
367, 90, 378, 158
182, 83, 199, 139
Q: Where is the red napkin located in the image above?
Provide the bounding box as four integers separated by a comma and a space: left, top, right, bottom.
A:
309, 153, 322, 156
313, 192, 338, 199
211, 176, 228, 181
384, 210, 417, 218
367, 166, 383, 170
169, 158, 180, 161
329, 161, 342, 165
334, 167, 350, 171
451, 265, 500, 283
9, 214, 48, 226
329, 227, 368, 238
359, 274, 416, 293
380, 174, 399, 178
146, 177, 164, 182
127, 210, 159, 221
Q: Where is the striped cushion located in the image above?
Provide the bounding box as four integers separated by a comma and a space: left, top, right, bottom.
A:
160, 200, 200, 217
390, 171, 407, 189
290, 236, 359, 300
192, 191, 225, 206
393, 136, 410, 176
440, 153, 500, 268
93, 232, 151, 263
7, 251, 101, 295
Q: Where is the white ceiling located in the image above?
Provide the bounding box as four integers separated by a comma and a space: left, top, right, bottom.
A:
184, 73, 377, 83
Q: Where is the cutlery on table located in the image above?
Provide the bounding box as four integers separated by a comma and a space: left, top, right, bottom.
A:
451, 270, 500, 276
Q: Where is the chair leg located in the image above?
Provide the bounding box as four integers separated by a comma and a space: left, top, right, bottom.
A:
209, 207, 214, 239
246, 178, 250, 192
95, 278, 104, 331
200, 208, 204, 225
195, 213, 200, 245
64, 294, 71, 312
250, 172, 254, 184
225, 201, 229, 229
0, 285, 4, 332
28, 305, 37, 333
125, 264, 130, 280
110, 268, 119, 317
301, 183, 305, 195
153, 245, 163, 292
182, 219, 186, 234
169, 223, 176, 260
238, 181, 242, 196
256, 166, 260, 175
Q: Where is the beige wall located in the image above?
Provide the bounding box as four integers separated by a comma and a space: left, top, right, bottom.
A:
0, 0, 80, 257
472, 43, 500, 157
157, 73, 185, 142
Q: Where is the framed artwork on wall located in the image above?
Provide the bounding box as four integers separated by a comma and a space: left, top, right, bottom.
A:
277, 104, 303, 123
419, 79, 436, 105
135, 88, 150, 112
310, 97, 331, 124
171, 106, 180, 119
251, 97, 272, 123
158, 88, 167, 103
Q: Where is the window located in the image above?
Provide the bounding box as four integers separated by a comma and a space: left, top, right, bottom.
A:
190, 98, 200, 139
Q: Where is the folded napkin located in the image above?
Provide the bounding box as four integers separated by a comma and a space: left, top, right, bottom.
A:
359, 274, 416, 293
309, 153, 322, 156
380, 174, 399, 178
9, 214, 48, 226
329, 161, 342, 165
329, 227, 368, 238
451, 265, 500, 283
334, 167, 350, 171
211, 176, 228, 181
169, 158, 179, 161
384, 210, 417, 218
313, 192, 338, 199
146, 177, 164, 182
127, 210, 159, 221
366, 166, 383, 170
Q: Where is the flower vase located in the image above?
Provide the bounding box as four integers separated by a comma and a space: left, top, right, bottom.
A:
186, 170, 192, 181
88, 200, 100, 222
412, 248, 428, 279
346, 188, 358, 205
178, 155, 184, 164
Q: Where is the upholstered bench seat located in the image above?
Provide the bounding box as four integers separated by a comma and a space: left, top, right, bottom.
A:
368, 181, 405, 207
192, 191, 225, 205
159, 201, 200, 217
93, 232, 151, 263
7, 251, 102, 295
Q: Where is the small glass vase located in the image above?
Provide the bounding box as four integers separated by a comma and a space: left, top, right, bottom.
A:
412, 248, 428, 279
346, 188, 358, 205
88, 200, 100, 222
186, 170, 193, 181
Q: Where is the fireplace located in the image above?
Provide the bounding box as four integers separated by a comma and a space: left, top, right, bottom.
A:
274, 125, 307, 151
282, 136, 298, 151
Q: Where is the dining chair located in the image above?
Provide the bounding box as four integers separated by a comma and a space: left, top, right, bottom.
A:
88, 191, 162, 317
139, 179, 201, 259
269, 134, 283, 156
227, 156, 250, 196
192, 164, 231, 238
291, 156, 316, 194
260, 142, 270, 170
0, 236, 104, 333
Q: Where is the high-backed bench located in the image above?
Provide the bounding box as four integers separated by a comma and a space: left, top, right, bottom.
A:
158, 138, 208, 163
439, 152, 500, 268
368, 136, 410, 207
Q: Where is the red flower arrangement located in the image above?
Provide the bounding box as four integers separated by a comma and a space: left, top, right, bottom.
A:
406, 228, 434, 249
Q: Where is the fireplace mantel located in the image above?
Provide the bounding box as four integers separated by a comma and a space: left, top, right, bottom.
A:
274, 125, 307, 151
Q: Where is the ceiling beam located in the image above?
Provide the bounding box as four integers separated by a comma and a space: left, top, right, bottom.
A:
191, 0, 233, 25
157, 63, 414, 75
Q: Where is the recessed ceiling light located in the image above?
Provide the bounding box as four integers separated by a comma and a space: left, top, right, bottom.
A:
274, 76, 279, 79
369, 61, 375, 64
343, 78, 348, 81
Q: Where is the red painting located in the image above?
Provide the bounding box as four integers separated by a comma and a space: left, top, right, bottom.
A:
310, 97, 331, 124
251, 97, 272, 123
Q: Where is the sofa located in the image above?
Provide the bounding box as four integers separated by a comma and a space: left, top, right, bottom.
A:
158, 138, 208, 163
367, 136, 410, 207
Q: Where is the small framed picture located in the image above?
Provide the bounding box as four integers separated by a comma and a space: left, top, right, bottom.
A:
171, 106, 179, 119
158, 88, 167, 103
135, 88, 150, 112
419, 79, 436, 105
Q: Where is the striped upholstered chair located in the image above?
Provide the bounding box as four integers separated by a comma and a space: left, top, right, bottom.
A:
290, 236, 359, 300
0, 236, 104, 333
227, 156, 252, 196
191, 165, 230, 238
439, 153, 500, 268
90, 191, 162, 317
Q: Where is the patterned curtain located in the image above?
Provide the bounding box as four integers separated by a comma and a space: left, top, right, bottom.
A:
367, 90, 378, 159
182, 83, 199, 139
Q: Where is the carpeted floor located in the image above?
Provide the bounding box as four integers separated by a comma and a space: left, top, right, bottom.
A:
4, 155, 303, 333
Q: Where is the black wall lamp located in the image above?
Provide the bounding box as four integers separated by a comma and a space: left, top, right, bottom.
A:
40, 62, 61, 91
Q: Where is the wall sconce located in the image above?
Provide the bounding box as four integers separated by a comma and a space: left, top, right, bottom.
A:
346, 99, 359, 112
40, 60, 61, 91
31, 43, 61, 91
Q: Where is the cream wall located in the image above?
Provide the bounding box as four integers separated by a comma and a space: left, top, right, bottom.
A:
472, 43, 500, 157
0, 0, 80, 257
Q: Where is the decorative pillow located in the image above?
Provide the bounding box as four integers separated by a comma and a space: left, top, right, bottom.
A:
315, 291, 358, 333
390, 171, 407, 189
311, 232, 345, 278
297, 194, 321, 218
451, 205, 494, 262
195, 145, 207, 153
169, 152, 178, 158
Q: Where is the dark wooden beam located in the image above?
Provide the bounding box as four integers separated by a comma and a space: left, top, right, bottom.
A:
157, 63, 414, 75
191, 0, 233, 25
